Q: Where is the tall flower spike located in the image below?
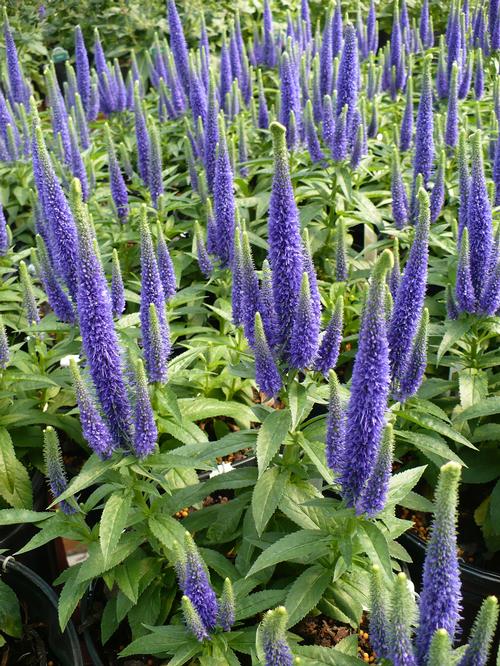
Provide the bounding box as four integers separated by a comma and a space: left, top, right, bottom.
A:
302, 228, 321, 321
416, 462, 462, 663
445, 63, 459, 150
35, 235, 75, 324
259, 258, 278, 350
132, 358, 158, 458
111, 249, 125, 317
479, 257, 500, 316
325, 369, 345, 473
43, 427, 75, 515
412, 55, 434, 190
31, 103, 79, 301
319, 5, 333, 100
430, 149, 446, 223
0, 315, 9, 369
289, 272, 320, 370
339, 250, 393, 505
105, 124, 129, 222
218, 578, 235, 632
304, 99, 325, 163
446, 284, 459, 320
74, 25, 90, 114
391, 147, 409, 229
181, 595, 209, 642
279, 51, 301, 148
263, 0, 276, 67
3, 10, 29, 106
157, 224, 176, 301
139, 207, 168, 382
257, 69, 269, 129
336, 24, 359, 137
254, 312, 281, 398
134, 83, 150, 185
68, 116, 89, 202
332, 104, 348, 162
389, 573, 417, 666
369, 565, 390, 661
314, 295, 343, 376
70, 359, 114, 459
204, 71, 219, 192
178, 531, 218, 633
167, 0, 190, 94
455, 227, 476, 313
458, 129, 470, 237
467, 131, 493, 301
322, 94, 335, 150
231, 224, 244, 326
356, 422, 395, 516
388, 188, 430, 394
427, 629, 452, 666
147, 303, 169, 384
258, 607, 294, 666
240, 229, 261, 348
213, 115, 235, 267
474, 48, 484, 100
148, 120, 163, 208
19, 260, 39, 325
267, 122, 304, 357
458, 596, 499, 666
398, 308, 429, 401
71, 179, 132, 445
389, 238, 401, 298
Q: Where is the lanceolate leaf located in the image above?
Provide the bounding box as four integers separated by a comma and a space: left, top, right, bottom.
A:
99, 490, 133, 566
256, 408, 291, 476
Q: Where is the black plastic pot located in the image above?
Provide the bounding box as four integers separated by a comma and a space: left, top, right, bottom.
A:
0, 472, 59, 582
400, 531, 500, 641
80, 583, 105, 666
0, 555, 83, 666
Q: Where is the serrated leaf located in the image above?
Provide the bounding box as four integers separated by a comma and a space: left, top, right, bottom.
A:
252, 467, 288, 536
246, 529, 330, 577
437, 319, 473, 363
148, 513, 187, 556
395, 430, 466, 465
0, 427, 32, 509
119, 625, 192, 657
288, 381, 309, 430
458, 368, 488, 410
294, 645, 361, 665
400, 411, 474, 449
99, 491, 132, 566
0, 578, 22, 637
235, 589, 287, 621
359, 522, 392, 581
178, 397, 258, 427
58, 566, 88, 631
76, 532, 143, 583
51, 453, 117, 506
285, 565, 331, 627
453, 396, 500, 424
256, 408, 291, 476
0, 509, 52, 525
386, 466, 427, 507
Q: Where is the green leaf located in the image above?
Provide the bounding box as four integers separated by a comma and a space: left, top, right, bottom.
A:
436, 319, 473, 363
385, 466, 427, 507
359, 522, 392, 581
76, 532, 143, 583
178, 397, 258, 428
119, 626, 190, 657
234, 589, 287, 621
399, 411, 474, 449
256, 408, 291, 476
17, 513, 90, 554
0, 427, 32, 509
453, 397, 500, 424
99, 491, 133, 567
294, 645, 361, 665
288, 381, 309, 430
58, 565, 88, 631
148, 513, 186, 556
299, 436, 335, 484
395, 430, 466, 465
52, 453, 117, 506
458, 368, 488, 410
285, 565, 331, 627
0, 578, 22, 637
488, 480, 500, 531
252, 467, 289, 536
246, 529, 330, 577
0, 509, 52, 525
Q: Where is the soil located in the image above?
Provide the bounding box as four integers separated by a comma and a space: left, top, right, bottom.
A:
293, 614, 375, 663
0, 622, 58, 666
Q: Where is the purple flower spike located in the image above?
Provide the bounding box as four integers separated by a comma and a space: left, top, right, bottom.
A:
240, 230, 261, 347
3, 10, 29, 106
19, 260, 39, 326
105, 124, 129, 222
259, 259, 278, 350
322, 94, 335, 149
339, 250, 393, 506
148, 120, 163, 208
336, 24, 359, 137
467, 131, 493, 300
458, 130, 470, 237
388, 188, 430, 393
413, 55, 434, 189
320, 5, 333, 100
314, 296, 343, 376
157, 225, 176, 301
0, 203, 8, 255
43, 427, 75, 515
445, 63, 459, 150
213, 115, 235, 267
399, 75, 413, 151
257, 69, 269, 129
279, 51, 301, 148
398, 307, 429, 401
474, 48, 484, 100
147, 303, 169, 384
70, 359, 114, 459
416, 462, 462, 663
419, 0, 431, 48
289, 272, 320, 370
369, 566, 389, 661
177, 531, 218, 632
194, 221, 213, 277
111, 249, 125, 317
75, 26, 91, 113
332, 104, 348, 162
204, 71, 219, 192
132, 358, 157, 458
267, 122, 304, 357
36, 235, 75, 324
356, 423, 394, 517
391, 148, 409, 229
181, 596, 208, 642
325, 369, 345, 473
430, 150, 446, 222
72, 180, 133, 445
455, 227, 477, 314
231, 225, 244, 326
259, 607, 294, 666
0, 315, 9, 369
134, 84, 150, 185
263, 0, 276, 67
167, 0, 190, 95
446, 284, 459, 320
304, 99, 325, 163
254, 312, 281, 398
